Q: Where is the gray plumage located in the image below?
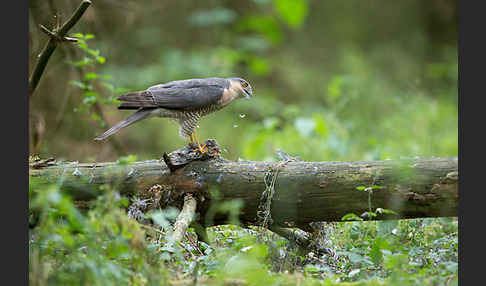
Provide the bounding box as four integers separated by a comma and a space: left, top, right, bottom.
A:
94, 77, 253, 141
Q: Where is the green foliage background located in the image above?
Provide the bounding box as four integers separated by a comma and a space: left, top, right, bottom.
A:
29, 0, 457, 285
29, 0, 457, 163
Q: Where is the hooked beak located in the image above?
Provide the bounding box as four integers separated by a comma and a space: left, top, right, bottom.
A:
244, 89, 253, 100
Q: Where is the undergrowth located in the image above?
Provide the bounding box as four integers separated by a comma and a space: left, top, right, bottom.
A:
29, 178, 457, 286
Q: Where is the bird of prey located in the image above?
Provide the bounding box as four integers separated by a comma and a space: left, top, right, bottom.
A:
94, 77, 253, 153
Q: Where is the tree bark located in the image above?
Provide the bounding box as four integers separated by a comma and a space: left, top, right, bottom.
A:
29, 147, 458, 228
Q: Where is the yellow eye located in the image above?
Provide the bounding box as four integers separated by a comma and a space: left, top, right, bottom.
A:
241, 82, 248, 88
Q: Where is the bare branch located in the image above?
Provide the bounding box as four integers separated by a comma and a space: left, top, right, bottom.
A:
170, 194, 197, 244
29, 0, 92, 96
57, 0, 92, 36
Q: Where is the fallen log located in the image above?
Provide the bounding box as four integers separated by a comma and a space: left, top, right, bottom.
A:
29, 141, 458, 228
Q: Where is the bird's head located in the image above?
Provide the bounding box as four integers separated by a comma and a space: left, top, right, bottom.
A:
228, 77, 253, 100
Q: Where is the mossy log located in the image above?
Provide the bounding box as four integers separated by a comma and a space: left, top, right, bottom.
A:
29, 141, 458, 228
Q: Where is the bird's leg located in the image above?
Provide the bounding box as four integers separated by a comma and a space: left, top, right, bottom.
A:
189, 135, 194, 146
192, 130, 207, 154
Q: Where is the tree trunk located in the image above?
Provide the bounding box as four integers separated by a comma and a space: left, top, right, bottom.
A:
29, 146, 458, 228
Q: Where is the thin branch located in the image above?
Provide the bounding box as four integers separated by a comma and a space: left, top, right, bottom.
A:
29, 0, 92, 96
269, 225, 311, 249
39, 24, 56, 38
170, 194, 197, 244
140, 224, 165, 236
57, 0, 92, 36
40, 25, 79, 42
63, 36, 79, 42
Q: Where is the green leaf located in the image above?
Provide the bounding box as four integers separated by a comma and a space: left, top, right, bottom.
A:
84, 73, 98, 80
378, 220, 398, 237
341, 213, 363, 221
237, 16, 282, 44
327, 76, 344, 100
69, 80, 87, 89
115, 87, 129, 94
102, 82, 115, 91
273, 0, 308, 28
116, 155, 138, 165
369, 237, 391, 265
91, 113, 101, 121
248, 56, 271, 76
77, 42, 88, 50
371, 185, 385, 190
348, 252, 364, 264
83, 91, 98, 97
73, 57, 93, 66
361, 211, 377, 219
83, 96, 97, 105
313, 114, 328, 138
247, 244, 268, 260
87, 49, 100, 57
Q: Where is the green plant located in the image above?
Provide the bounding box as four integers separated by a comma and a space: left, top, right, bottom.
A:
68, 33, 127, 127
29, 182, 167, 285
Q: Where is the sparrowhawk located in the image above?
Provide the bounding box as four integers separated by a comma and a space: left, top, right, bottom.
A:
94, 77, 253, 153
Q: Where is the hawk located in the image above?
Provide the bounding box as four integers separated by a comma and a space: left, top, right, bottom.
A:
94, 77, 253, 153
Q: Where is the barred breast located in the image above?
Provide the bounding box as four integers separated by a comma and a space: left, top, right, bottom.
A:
159, 104, 224, 138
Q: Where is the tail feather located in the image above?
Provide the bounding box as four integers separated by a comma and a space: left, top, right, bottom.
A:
118, 102, 155, 109
94, 109, 153, 141
117, 91, 156, 110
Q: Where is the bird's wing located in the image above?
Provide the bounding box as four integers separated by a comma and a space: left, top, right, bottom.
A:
147, 78, 228, 111
150, 78, 229, 89
149, 85, 223, 110
116, 78, 229, 111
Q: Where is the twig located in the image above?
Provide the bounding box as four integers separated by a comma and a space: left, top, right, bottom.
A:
185, 233, 204, 256
269, 225, 311, 249
29, 0, 92, 96
170, 194, 197, 244
140, 224, 165, 236
269, 225, 336, 257
257, 158, 295, 229
39, 24, 78, 42
57, 1, 92, 35
39, 24, 57, 38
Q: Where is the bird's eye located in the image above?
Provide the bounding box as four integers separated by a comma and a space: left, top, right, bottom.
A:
241, 82, 248, 88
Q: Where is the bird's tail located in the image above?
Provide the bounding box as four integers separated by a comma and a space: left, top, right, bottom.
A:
117, 91, 156, 110
94, 109, 153, 141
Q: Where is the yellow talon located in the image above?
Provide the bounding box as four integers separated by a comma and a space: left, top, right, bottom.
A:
190, 130, 208, 154
199, 144, 207, 153
191, 143, 207, 154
